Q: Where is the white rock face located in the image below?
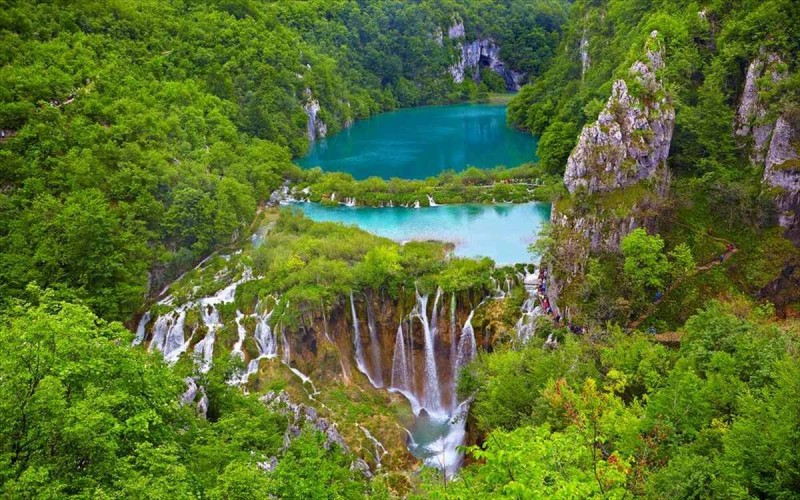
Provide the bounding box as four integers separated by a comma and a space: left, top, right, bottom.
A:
735, 52, 786, 164
449, 38, 525, 91
564, 31, 674, 195
764, 115, 800, 243
303, 88, 327, 142
448, 19, 465, 39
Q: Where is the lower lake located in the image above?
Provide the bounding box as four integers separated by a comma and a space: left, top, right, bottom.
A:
293, 202, 551, 265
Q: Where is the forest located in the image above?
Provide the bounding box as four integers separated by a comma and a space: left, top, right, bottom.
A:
1, 0, 799, 498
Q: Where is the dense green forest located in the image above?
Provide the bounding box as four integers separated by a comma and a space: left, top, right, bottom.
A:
2, 0, 800, 498
0, 0, 566, 320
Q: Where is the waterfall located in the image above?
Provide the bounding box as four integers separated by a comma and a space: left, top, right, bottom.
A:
426, 194, 440, 207
365, 296, 384, 387
194, 305, 218, 373
455, 310, 477, 370
350, 292, 380, 387
516, 267, 544, 342
343, 197, 357, 207
414, 289, 443, 415
413, 200, 421, 209
358, 424, 389, 468
254, 305, 278, 359
232, 311, 247, 358
391, 324, 410, 391
149, 308, 192, 364
450, 293, 458, 410
133, 311, 150, 346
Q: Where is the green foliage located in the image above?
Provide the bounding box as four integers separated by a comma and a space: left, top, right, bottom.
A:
435, 300, 800, 498
0, 0, 568, 321
0, 287, 368, 497
296, 163, 554, 206
621, 228, 671, 290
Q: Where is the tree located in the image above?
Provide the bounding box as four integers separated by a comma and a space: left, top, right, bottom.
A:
621, 229, 670, 290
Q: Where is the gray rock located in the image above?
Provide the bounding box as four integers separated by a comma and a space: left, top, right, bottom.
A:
258, 456, 279, 473
304, 405, 318, 422
448, 18, 465, 39
350, 458, 373, 479
325, 424, 348, 451
764, 115, 800, 244
314, 417, 330, 432
564, 31, 674, 195
450, 38, 525, 91
735, 51, 786, 164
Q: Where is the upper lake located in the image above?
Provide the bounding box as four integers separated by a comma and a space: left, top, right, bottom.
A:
297, 103, 538, 179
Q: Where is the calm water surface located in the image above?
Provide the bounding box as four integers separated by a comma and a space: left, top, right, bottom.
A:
294, 202, 551, 265
297, 103, 538, 179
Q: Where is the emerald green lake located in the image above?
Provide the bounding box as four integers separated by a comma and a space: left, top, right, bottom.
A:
297, 103, 538, 179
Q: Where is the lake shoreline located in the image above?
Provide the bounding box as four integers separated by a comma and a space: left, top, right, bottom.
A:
297, 102, 538, 180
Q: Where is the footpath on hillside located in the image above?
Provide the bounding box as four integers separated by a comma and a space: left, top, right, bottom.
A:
628, 233, 738, 331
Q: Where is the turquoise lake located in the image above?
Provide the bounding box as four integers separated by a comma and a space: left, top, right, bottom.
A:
293, 202, 551, 265
297, 103, 538, 179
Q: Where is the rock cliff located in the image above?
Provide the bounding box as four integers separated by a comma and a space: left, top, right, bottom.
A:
734, 52, 786, 164
564, 31, 674, 195
734, 50, 800, 245
548, 32, 673, 288
764, 115, 800, 244
447, 19, 524, 91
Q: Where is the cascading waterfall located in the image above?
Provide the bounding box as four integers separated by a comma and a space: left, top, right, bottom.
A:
390, 324, 423, 414
390, 325, 410, 392
254, 305, 278, 359
449, 293, 458, 409
350, 292, 380, 387
516, 267, 544, 342
149, 308, 193, 364
413, 288, 443, 415
365, 296, 384, 387
133, 311, 150, 346
194, 304, 219, 373
455, 310, 477, 371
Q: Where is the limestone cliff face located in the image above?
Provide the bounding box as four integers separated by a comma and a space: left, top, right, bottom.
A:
564, 31, 674, 195
734, 52, 786, 164
734, 51, 800, 246
764, 115, 800, 244
447, 19, 524, 91
548, 32, 673, 285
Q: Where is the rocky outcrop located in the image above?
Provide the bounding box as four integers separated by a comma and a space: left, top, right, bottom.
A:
303, 88, 327, 142
548, 31, 673, 289
735, 52, 786, 164
447, 19, 524, 91
764, 115, 800, 244
564, 31, 674, 195
734, 50, 800, 245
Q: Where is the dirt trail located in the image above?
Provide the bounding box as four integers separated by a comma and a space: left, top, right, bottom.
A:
629, 234, 737, 330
